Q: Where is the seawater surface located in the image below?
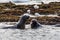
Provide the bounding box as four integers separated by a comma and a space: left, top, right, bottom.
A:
0, 22, 60, 40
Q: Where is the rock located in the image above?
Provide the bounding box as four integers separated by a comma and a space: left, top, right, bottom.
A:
33, 4, 39, 9
35, 13, 40, 16
27, 9, 31, 14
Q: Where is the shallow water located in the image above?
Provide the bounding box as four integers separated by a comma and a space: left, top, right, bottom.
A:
0, 22, 60, 40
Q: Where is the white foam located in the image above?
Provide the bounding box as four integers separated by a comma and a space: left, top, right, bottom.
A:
33, 4, 39, 9
35, 13, 40, 16
27, 9, 31, 13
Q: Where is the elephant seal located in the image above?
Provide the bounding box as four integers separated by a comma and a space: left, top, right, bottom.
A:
31, 19, 42, 29
2, 15, 30, 29
16, 15, 30, 29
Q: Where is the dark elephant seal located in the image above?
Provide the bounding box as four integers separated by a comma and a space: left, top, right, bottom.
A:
2, 15, 30, 29
31, 19, 42, 29
16, 15, 30, 29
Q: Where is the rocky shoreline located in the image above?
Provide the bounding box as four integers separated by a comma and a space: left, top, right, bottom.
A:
0, 14, 59, 25
0, 2, 60, 25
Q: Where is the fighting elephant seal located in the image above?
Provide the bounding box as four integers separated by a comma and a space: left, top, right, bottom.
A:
16, 15, 30, 29
30, 19, 42, 29
2, 15, 30, 29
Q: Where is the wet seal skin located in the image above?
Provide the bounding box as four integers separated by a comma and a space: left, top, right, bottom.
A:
2, 15, 30, 29
17, 15, 30, 29
31, 19, 42, 29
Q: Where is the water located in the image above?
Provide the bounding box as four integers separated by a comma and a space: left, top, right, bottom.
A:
0, 22, 60, 40
0, 0, 60, 4
12, 0, 60, 5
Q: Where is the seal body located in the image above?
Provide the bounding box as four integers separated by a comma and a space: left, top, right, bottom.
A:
2, 15, 30, 29
31, 19, 42, 29
17, 15, 30, 29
